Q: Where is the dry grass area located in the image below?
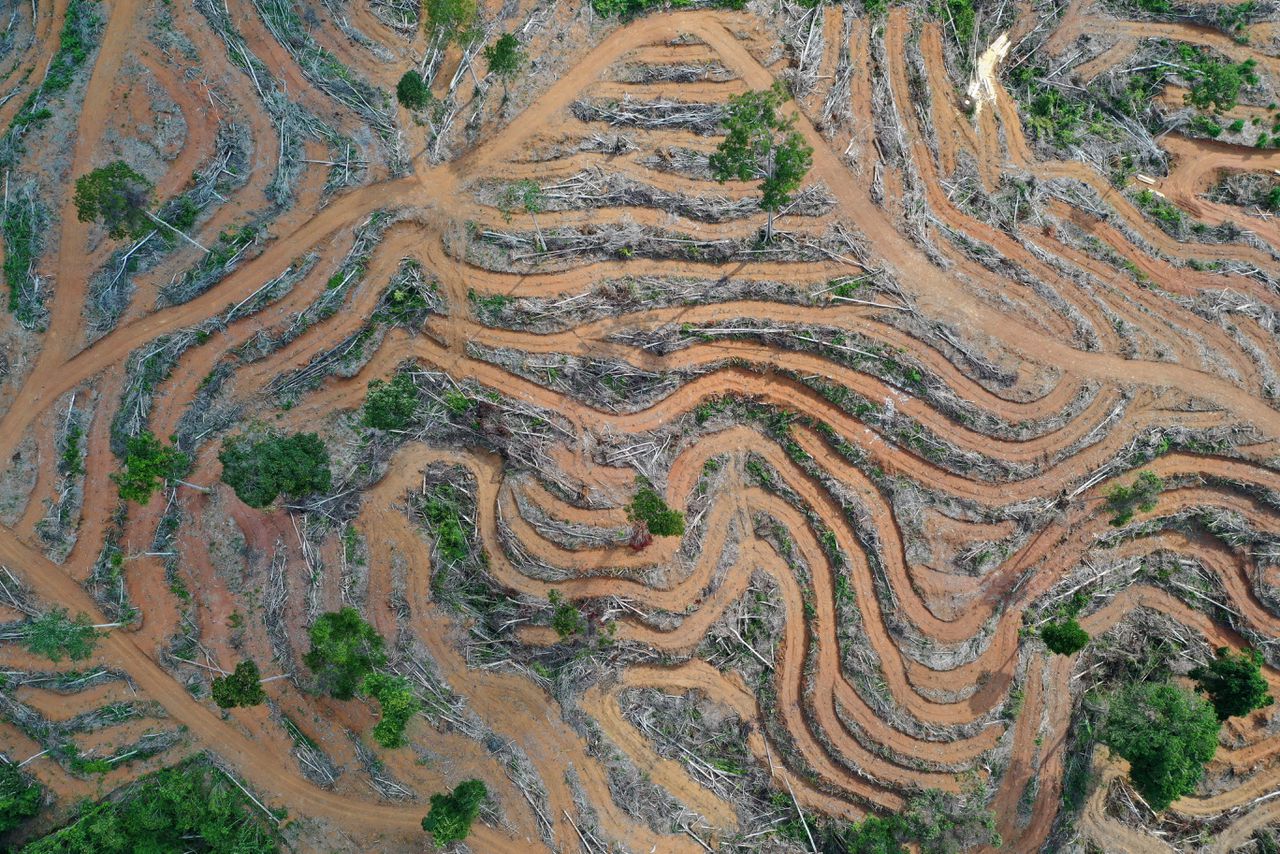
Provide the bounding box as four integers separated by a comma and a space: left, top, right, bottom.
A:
0, 0, 1277, 850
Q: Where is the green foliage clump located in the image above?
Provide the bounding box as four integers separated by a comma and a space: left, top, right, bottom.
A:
1265, 185, 1280, 211
937, 0, 975, 53
396, 70, 431, 111
1102, 682, 1220, 810
1191, 647, 1274, 720
0, 761, 41, 834
628, 486, 685, 537
110, 430, 191, 504
422, 779, 487, 847
1105, 470, 1164, 526
1026, 88, 1087, 147
1190, 114, 1223, 137
363, 373, 419, 431
362, 672, 420, 748
211, 660, 266, 710
424, 0, 476, 43
24, 609, 100, 663
548, 590, 585, 638
1228, 118, 1246, 133
218, 432, 331, 508
20, 762, 276, 853
2, 191, 47, 325
1041, 618, 1090, 655
420, 485, 470, 564
1177, 45, 1259, 112
823, 787, 1000, 853
484, 33, 523, 89
304, 608, 387, 701
710, 82, 813, 242
73, 161, 154, 241
1135, 188, 1186, 230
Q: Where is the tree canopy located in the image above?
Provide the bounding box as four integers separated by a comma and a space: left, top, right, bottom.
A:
1102, 681, 1220, 810
211, 660, 267, 710
111, 430, 191, 504
422, 779, 486, 847
1041, 618, 1090, 656
363, 373, 419, 431
73, 161, 154, 241
548, 589, 585, 638
24, 609, 100, 663
1191, 647, 1274, 720
423, 0, 476, 43
218, 432, 332, 508
19, 762, 276, 853
484, 33, 523, 88
0, 760, 41, 834
709, 82, 813, 242
395, 70, 431, 111
362, 672, 420, 748
304, 608, 387, 700
628, 486, 685, 537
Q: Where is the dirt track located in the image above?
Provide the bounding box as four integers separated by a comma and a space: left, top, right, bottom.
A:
0, 0, 1278, 850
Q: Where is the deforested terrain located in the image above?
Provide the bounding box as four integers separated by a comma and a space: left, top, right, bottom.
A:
0, 0, 1277, 850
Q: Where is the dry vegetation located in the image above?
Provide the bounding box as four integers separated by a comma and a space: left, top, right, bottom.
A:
0, 0, 1276, 850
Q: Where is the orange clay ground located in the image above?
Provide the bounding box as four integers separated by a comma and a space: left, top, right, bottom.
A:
0, 0, 1279, 850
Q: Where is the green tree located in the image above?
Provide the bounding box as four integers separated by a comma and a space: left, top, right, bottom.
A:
1102, 682, 1220, 810
20, 762, 276, 852
218, 432, 332, 509
628, 486, 685, 537
483, 33, 523, 95
709, 82, 814, 242
111, 430, 191, 504
364, 373, 419, 431
396, 70, 431, 111
1105, 470, 1164, 526
1265, 185, 1280, 211
73, 161, 154, 241
304, 608, 387, 700
548, 590, 585, 638
0, 760, 41, 834
1179, 46, 1259, 112
423, 0, 476, 44
362, 672, 421, 748
211, 660, 267, 710
1041, 618, 1090, 655
24, 609, 101, 663
1191, 647, 1274, 720
422, 779, 487, 846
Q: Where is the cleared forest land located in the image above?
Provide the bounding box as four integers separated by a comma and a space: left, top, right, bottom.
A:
0, 0, 1277, 850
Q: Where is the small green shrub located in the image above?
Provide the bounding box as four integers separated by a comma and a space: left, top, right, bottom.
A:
211, 660, 267, 709
628, 486, 685, 537
422, 779, 487, 846
1041, 618, 1090, 655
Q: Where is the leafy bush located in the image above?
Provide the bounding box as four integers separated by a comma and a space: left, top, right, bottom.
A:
111, 430, 191, 504
20, 761, 276, 852
548, 590, 585, 638
211, 660, 267, 709
73, 161, 154, 241
395, 70, 430, 111
363, 373, 419, 431
24, 609, 100, 662
1026, 89, 1087, 147
1105, 470, 1164, 526
362, 672, 420, 748
1041, 618, 1090, 655
1102, 682, 1219, 810
218, 432, 331, 508
422, 779, 486, 846
710, 82, 813, 242
1177, 45, 1259, 111
628, 486, 685, 537
484, 33, 522, 85
304, 608, 386, 700
0, 761, 41, 834
1191, 647, 1274, 720
423, 0, 476, 42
